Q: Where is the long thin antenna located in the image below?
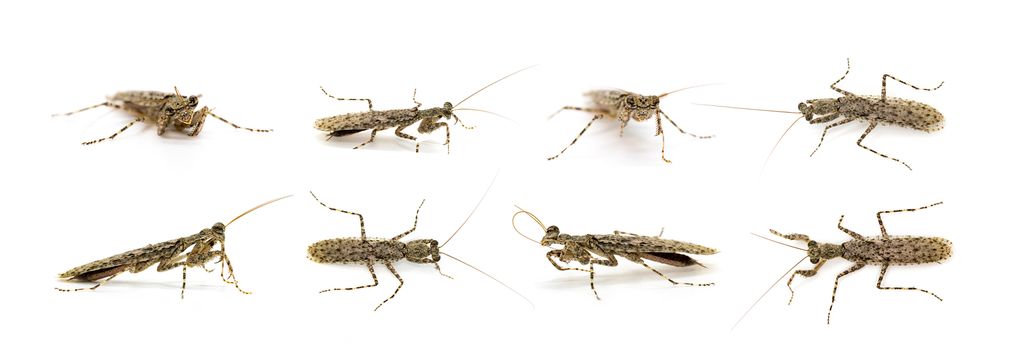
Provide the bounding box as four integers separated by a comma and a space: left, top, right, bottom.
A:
749, 232, 806, 251
226, 194, 293, 227
511, 205, 545, 245
657, 83, 720, 98
761, 115, 805, 170
440, 252, 534, 308
440, 171, 500, 248
452, 107, 520, 126
454, 65, 536, 108
693, 103, 801, 114
732, 255, 807, 330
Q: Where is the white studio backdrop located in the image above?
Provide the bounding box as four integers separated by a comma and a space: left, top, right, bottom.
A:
1, 1, 1010, 349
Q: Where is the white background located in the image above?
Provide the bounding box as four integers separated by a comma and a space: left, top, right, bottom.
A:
1, 1, 1010, 348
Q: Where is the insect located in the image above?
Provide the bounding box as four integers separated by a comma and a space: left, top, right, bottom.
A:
546, 86, 713, 163
698, 59, 944, 170
512, 206, 716, 299
738, 201, 950, 325
314, 66, 531, 154
307, 178, 530, 310
56, 195, 291, 298
53, 87, 272, 145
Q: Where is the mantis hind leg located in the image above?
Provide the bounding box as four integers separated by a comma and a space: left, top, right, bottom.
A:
548, 114, 603, 161
856, 121, 912, 170
309, 191, 367, 240
81, 117, 143, 145
633, 257, 713, 287
319, 258, 380, 294
353, 130, 379, 149
875, 202, 943, 237
875, 264, 942, 301
881, 73, 943, 102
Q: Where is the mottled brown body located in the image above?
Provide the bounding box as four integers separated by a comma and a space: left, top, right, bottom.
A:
308, 238, 447, 264
548, 87, 712, 163
769, 201, 951, 323
803, 96, 943, 133
840, 236, 950, 264
307, 193, 445, 310
53, 88, 271, 145
314, 67, 531, 153
585, 90, 662, 126
60, 230, 213, 280
796, 59, 944, 170
313, 94, 460, 153
514, 209, 717, 300
57, 223, 247, 298
55, 195, 289, 298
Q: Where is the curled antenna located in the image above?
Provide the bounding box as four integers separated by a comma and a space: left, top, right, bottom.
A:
226, 194, 293, 227
657, 83, 721, 98
732, 255, 808, 330
454, 65, 536, 108
440, 170, 500, 249
511, 205, 545, 245
439, 251, 534, 308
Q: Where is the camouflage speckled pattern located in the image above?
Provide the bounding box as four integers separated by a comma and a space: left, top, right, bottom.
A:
55, 196, 289, 297
548, 87, 712, 163
513, 209, 717, 300
53, 87, 271, 145
584, 90, 661, 123
769, 202, 951, 324
307, 238, 407, 263
314, 66, 532, 153
59, 231, 210, 280
841, 236, 952, 264
797, 59, 945, 170
307, 192, 442, 310
590, 234, 719, 256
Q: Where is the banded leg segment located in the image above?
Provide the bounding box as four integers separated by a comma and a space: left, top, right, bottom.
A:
875, 264, 942, 301
546, 250, 600, 300
809, 117, 853, 156
876, 202, 943, 237
52, 102, 112, 117
354, 130, 379, 149
856, 121, 911, 170
376, 261, 404, 311
82, 117, 143, 145
836, 215, 865, 240
391, 199, 426, 241
830, 58, 856, 96
310, 191, 367, 240
320, 86, 374, 111
319, 258, 380, 293
881, 73, 944, 102
786, 259, 826, 305
636, 260, 713, 287
827, 263, 865, 324
548, 114, 603, 160
207, 111, 272, 133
